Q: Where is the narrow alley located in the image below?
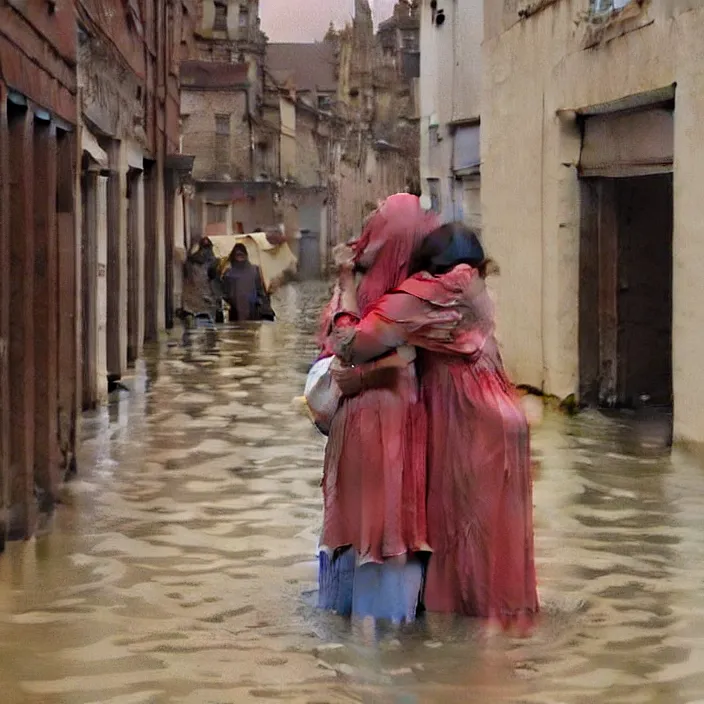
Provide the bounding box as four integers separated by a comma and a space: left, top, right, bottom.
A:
1, 283, 704, 704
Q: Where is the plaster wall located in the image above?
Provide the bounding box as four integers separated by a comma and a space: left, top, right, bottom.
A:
481, 0, 704, 443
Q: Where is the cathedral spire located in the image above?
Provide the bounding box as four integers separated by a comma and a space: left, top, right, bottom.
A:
354, 0, 373, 21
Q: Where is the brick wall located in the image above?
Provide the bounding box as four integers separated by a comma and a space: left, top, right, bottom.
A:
0, 2, 77, 123
181, 89, 251, 180
296, 109, 324, 188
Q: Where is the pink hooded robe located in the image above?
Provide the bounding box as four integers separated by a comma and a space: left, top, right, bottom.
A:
318, 195, 439, 567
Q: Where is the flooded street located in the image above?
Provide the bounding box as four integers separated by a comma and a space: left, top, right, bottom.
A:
2, 282, 704, 704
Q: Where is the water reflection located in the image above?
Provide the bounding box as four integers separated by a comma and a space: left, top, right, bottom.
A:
1, 282, 704, 703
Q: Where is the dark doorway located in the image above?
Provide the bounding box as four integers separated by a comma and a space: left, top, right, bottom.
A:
579, 173, 673, 410
298, 229, 321, 280
298, 202, 322, 280
81, 164, 99, 409
143, 160, 158, 342
126, 168, 142, 364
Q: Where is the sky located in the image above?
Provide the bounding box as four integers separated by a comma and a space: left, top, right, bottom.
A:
260, 0, 397, 43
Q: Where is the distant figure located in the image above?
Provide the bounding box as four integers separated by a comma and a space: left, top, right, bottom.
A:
181, 237, 219, 321
222, 243, 275, 322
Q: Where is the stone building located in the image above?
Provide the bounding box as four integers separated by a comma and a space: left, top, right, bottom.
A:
181, 0, 338, 274
331, 0, 422, 241
180, 0, 273, 242
481, 0, 704, 446
376, 0, 421, 150
419, 0, 483, 227
0, 0, 196, 548
78, 0, 196, 403
194, 0, 264, 66
264, 1, 422, 261
181, 0, 422, 275
263, 41, 342, 277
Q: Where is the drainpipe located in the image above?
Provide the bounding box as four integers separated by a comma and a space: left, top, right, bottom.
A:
239, 87, 255, 178
278, 111, 282, 181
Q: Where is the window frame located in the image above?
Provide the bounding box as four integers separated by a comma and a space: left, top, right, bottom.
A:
206, 203, 229, 225
214, 114, 231, 136
590, 0, 630, 16
427, 178, 441, 214
213, 1, 228, 32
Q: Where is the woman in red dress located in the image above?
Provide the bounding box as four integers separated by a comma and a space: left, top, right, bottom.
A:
330, 223, 539, 627
316, 194, 439, 623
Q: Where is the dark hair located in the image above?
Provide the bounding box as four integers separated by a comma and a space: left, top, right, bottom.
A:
407, 222, 498, 278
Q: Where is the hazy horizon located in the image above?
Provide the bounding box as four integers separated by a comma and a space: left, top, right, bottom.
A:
260, 0, 398, 43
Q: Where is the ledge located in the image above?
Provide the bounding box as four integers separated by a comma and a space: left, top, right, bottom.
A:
518, 0, 561, 18
578, 0, 650, 48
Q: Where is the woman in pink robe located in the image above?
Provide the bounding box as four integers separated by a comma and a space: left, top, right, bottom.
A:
316, 194, 439, 623
331, 223, 539, 627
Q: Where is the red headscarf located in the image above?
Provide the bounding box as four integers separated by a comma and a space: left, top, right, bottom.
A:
317, 194, 439, 350
353, 194, 439, 314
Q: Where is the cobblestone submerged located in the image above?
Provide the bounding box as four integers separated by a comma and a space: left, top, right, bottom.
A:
2, 283, 704, 704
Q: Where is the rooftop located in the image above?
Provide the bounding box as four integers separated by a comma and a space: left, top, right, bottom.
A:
180, 61, 249, 90
265, 43, 337, 94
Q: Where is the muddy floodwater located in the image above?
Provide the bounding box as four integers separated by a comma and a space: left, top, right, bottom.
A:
2, 282, 704, 704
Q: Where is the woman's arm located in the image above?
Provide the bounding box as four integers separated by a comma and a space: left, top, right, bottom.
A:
336, 268, 359, 317
331, 348, 415, 396
331, 293, 421, 366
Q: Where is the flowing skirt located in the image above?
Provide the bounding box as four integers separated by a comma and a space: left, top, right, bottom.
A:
317, 368, 429, 622
422, 354, 539, 625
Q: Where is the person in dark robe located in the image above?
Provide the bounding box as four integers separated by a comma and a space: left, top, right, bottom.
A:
222, 243, 275, 322
181, 237, 220, 322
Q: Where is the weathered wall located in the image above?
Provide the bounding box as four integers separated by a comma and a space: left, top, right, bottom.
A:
78, 35, 147, 150
279, 97, 296, 180
181, 89, 250, 179
296, 108, 324, 188
419, 0, 455, 218
192, 181, 276, 239
452, 0, 483, 121
481, 0, 704, 444
335, 145, 416, 241
372, 7, 420, 156
0, 2, 80, 543
259, 102, 281, 180
420, 0, 483, 220
0, 1, 77, 124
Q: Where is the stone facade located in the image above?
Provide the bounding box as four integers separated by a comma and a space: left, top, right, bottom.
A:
182, 0, 422, 276
481, 0, 704, 446
195, 0, 265, 62
181, 0, 275, 247
419, 0, 483, 226
327, 0, 421, 241
77, 0, 196, 380
181, 64, 251, 181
